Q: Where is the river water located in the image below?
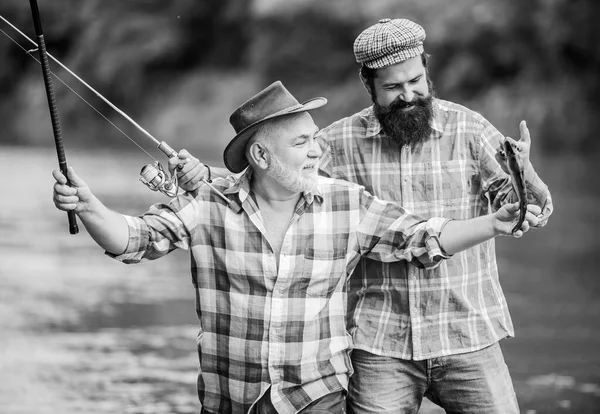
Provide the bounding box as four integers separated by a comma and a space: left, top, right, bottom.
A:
0, 145, 598, 413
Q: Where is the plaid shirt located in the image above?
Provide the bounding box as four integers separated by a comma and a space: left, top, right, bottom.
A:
319, 98, 553, 360
109, 169, 451, 413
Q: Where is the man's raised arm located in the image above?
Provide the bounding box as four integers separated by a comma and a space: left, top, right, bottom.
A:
440, 202, 540, 255
52, 167, 129, 255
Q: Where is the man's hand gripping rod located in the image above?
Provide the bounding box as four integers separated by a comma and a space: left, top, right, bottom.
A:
140, 141, 231, 205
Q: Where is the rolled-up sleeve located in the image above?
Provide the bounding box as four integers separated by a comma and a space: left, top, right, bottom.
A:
356, 188, 452, 269
106, 201, 191, 264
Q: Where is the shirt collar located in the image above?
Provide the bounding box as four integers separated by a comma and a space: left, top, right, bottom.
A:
364, 107, 382, 138
307, 183, 324, 205
364, 98, 444, 138
430, 98, 444, 134
222, 168, 324, 211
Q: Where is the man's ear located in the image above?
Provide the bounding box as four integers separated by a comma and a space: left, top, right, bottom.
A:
359, 72, 372, 96
247, 142, 270, 170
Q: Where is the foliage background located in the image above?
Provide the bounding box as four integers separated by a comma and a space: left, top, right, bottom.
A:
1, 0, 599, 162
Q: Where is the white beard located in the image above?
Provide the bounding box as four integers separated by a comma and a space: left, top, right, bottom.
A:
267, 152, 318, 193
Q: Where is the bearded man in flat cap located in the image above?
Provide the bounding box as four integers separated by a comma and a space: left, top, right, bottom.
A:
314, 18, 553, 414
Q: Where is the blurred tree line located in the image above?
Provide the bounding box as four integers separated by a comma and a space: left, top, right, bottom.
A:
0, 0, 598, 164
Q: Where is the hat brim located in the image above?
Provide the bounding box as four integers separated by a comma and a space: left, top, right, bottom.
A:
223, 97, 327, 173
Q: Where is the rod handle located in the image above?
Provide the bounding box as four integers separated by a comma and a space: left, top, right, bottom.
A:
29, 0, 79, 234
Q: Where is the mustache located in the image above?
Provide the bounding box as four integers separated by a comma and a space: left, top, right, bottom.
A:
387, 94, 430, 111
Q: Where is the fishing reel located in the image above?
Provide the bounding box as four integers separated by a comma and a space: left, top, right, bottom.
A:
139, 161, 178, 197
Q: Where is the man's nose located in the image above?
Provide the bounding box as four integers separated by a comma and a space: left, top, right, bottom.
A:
400, 88, 414, 103
308, 137, 322, 158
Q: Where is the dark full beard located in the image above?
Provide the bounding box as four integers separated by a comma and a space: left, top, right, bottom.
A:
374, 94, 434, 148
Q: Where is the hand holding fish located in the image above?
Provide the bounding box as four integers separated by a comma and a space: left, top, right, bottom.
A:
493, 202, 541, 238
496, 120, 534, 180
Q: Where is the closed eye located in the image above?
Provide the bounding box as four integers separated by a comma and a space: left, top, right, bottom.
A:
385, 76, 422, 89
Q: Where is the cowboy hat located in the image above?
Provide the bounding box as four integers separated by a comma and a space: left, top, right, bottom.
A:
223, 81, 327, 173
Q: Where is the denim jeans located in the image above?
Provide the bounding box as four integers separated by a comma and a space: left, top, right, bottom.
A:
347, 342, 519, 414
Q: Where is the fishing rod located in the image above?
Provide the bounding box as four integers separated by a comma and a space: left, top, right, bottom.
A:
1, 10, 231, 205
28, 0, 78, 234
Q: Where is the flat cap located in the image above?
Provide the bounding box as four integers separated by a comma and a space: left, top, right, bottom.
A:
354, 18, 426, 69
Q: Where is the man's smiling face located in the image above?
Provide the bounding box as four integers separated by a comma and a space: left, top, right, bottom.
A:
367, 55, 435, 147
263, 113, 322, 193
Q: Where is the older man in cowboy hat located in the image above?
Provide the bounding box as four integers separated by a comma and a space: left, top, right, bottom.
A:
52, 81, 539, 413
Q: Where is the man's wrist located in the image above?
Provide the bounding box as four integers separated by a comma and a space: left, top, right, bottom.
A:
76, 195, 101, 219
524, 161, 536, 182
490, 213, 501, 238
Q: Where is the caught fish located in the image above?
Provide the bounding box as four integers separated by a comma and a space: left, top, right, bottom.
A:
498, 138, 528, 233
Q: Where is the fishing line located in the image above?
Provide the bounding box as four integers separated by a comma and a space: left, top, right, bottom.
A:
1, 13, 233, 204
0, 15, 157, 161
